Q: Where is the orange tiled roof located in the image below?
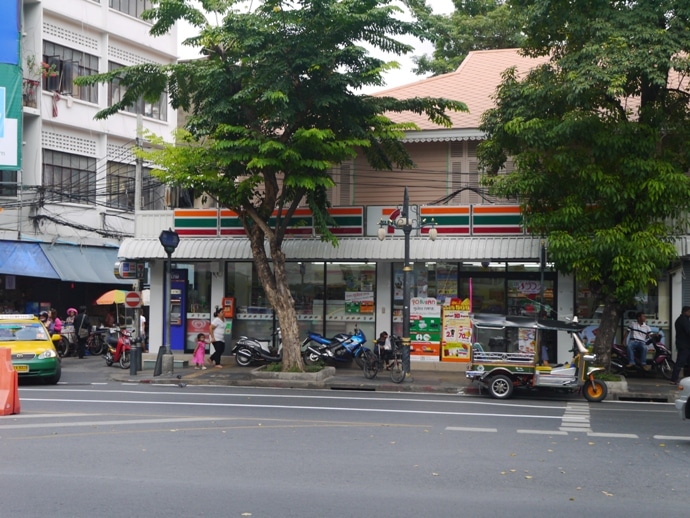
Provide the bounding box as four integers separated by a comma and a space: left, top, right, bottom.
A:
374, 48, 549, 131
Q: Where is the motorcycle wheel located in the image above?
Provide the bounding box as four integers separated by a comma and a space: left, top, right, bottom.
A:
303, 351, 322, 366
389, 359, 405, 384
88, 335, 105, 356
660, 358, 675, 380
235, 348, 253, 367
487, 374, 514, 400
582, 379, 607, 402
57, 337, 70, 357
354, 354, 365, 369
119, 350, 131, 369
362, 351, 378, 380
105, 353, 113, 367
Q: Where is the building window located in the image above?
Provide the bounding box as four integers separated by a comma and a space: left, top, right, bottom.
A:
0, 170, 18, 197
109, 0, 155, 20
108, 62, 167, 121
106, 161, 166, 210
42, 42, 98, 102
42, 150, 97, 204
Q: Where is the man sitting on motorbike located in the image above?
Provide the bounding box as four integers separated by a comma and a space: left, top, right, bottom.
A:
624, 312, 652, 370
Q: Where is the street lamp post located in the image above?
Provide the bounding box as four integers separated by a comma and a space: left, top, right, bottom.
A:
378, 187, 437, 380
155, 228, 179, 377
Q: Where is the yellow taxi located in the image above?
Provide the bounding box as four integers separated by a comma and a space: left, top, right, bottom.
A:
0, 314, 61, 384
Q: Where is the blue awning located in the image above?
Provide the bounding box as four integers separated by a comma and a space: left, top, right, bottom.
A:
0, 241, 60, 279
40, 244, 131, 285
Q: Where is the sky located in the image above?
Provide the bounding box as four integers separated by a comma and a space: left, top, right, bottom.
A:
176, 0, 456, 94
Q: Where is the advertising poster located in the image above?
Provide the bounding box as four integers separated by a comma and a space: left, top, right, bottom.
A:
441, 298, 472, 362
185, 313, 211, 352
0, 68, 21, 168
410, 297, 441, 361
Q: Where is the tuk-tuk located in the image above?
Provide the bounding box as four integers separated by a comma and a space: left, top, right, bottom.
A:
466, 315, 608, 402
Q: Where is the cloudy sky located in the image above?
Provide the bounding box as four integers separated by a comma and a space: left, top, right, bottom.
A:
177, 1, 455, 93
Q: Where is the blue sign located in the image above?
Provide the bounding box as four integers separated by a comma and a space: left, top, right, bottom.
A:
0, 0, 20, 66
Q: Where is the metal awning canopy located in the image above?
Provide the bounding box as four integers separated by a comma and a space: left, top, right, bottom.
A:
0, 241, 60, 278
40, 244, 131, 284
471, 314, 584, 332
117, 236, 545, 262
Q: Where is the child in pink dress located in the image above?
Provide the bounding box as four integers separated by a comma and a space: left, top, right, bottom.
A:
194, 333, 208, 370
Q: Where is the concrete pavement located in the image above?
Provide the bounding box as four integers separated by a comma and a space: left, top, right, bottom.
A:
110, 353, 681, 402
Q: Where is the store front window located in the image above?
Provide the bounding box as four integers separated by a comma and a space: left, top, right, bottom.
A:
226, 262, 376, 344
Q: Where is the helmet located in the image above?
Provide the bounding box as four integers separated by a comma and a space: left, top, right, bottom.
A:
39, 311, 49, 319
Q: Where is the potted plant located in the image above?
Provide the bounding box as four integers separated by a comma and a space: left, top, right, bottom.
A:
23, 54, 58, 107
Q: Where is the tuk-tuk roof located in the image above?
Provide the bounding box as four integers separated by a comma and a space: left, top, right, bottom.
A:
470, 314, 584, 332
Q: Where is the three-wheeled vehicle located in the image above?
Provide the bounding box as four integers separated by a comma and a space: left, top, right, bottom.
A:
466, 315, 608, 402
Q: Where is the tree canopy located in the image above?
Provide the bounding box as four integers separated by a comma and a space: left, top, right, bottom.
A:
479, 0, 690, 364
405, 0, 525, 76
79, 0, 466, 370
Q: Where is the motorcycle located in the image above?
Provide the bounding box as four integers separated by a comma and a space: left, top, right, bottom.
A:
301, 327, 369, 367
104, 328, 132, 369
611, 332, 675, 380
231, 329, 282, 367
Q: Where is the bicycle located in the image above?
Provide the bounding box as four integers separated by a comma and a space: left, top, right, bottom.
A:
362, 334, 405, 383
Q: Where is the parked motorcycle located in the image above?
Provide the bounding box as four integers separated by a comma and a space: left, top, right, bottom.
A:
232, 329, 282, 367
611, 332, 675, 380
301, 327, 369, 367
104, 328, 132, 369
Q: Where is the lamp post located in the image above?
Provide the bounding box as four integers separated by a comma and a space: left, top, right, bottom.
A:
378, 187, 437, 380
156, 228, 179, 376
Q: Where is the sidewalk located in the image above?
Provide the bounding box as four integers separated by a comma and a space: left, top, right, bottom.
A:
110, 353, 680, 402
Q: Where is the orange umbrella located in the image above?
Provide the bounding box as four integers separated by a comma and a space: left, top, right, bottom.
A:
96, 289, 128, 305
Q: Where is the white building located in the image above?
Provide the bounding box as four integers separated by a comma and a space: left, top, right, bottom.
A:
0, 0, 178, 317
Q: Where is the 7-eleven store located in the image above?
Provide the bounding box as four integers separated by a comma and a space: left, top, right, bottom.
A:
117, 204, 601, 368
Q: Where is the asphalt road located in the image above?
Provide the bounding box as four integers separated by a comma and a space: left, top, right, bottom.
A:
2, 358, 689, 517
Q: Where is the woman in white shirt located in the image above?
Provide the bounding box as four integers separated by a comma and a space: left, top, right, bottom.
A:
209, 307, 226, 368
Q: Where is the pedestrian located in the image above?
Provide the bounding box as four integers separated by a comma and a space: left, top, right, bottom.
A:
624, 312, 652, 370
671, 306, 690, 384
64, 307, 78, 347
193, 333, 208, 370
139, 313, 147, 352
209, 307, 226, 368
48, 308, 62, 335
73, 305, 90, 359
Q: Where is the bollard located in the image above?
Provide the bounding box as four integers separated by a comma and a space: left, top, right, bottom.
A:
0, 348, 20, 415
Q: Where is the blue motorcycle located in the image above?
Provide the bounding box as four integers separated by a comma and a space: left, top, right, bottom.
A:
301, 328, 369, 368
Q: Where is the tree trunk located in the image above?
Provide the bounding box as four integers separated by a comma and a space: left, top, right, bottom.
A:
592, 300, 622, 370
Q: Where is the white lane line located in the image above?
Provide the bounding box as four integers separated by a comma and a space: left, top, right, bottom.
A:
0, 416, 232, 431
560, 402, 591, 432
654, 435, 690, 441
445, 427, 497, 433
587, 432, 638, 439
18, 397, 566, 420
517, 430, 568, 435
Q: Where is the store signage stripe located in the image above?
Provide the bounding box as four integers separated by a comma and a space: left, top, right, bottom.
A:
473, 226, 524, 234
175, 209, 219, 218
473, 215, 522, 226
432, 227, 470, 234
176, 229, 218, 236
429, 215, 470, 226
472, 206, 522, 215
328, 207, 364, 216
175, 218, 218, 228
329, 216, 363, 226
219, 229, 245, 236
421, 207, 470, 215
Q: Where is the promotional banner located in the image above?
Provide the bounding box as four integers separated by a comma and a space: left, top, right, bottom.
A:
441, 298, 472, 362
0, 65, 22, 169
410, 297, 441, 361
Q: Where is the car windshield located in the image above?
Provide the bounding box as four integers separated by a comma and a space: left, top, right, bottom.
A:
0, 323, 50, 342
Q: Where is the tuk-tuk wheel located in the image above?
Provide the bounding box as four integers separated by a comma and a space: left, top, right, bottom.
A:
487, 374, 514, 399
582, 379, 608, 402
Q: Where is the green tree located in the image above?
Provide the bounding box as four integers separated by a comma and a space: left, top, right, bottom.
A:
405, 0, 525, 76
479, 1, 690, 367
79, 0, 466, 371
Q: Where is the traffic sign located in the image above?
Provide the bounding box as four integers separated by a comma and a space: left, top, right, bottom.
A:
124, 291, 142, 308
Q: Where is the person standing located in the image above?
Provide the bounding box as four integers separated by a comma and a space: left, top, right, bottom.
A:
209, 307, 226, 368
73, 305, 90, 359
193, 333, 208, 370
671, 306, 690, 384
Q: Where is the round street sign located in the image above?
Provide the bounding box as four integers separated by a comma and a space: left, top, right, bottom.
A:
124, 291, 142, 308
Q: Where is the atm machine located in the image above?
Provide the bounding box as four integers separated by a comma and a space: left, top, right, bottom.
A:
169, 269, 188, 351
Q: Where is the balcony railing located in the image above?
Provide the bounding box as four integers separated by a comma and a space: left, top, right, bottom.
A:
23, 79, 40, 108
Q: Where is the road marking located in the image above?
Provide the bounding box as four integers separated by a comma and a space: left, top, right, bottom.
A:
0, 416, 233, 430
654, 435, 690, 441
445, 426, 497, 433
560, 402, 591, 432
517, 430, 568, 435
587, 432, 638, 439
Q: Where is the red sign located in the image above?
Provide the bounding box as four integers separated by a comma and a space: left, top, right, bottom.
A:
124, 291, 141, 308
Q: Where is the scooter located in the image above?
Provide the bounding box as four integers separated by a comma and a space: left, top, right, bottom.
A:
104, 328, 132, 369
301, 327, 369, 367
231, 329, 282, 367
611, 332, 675, 380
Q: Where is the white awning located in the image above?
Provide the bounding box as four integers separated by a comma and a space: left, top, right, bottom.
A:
118, 236, 544, 262
41, 244, 131, 284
